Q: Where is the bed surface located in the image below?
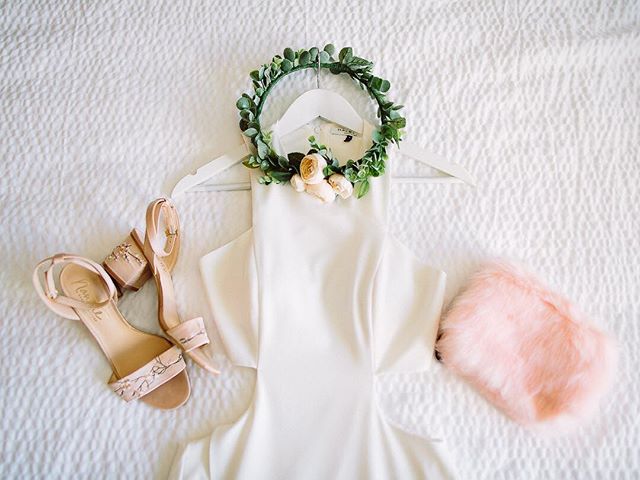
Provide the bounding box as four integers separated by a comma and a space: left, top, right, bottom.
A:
1, 1, 638, 478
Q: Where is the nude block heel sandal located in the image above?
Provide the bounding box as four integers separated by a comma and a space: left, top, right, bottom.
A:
33, 254, 191, 409
142, 198, 220, 375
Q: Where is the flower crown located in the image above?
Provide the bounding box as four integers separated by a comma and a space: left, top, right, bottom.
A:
236, 45, 406, 202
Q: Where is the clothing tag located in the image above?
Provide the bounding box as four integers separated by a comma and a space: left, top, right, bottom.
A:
330, 126, 361, 138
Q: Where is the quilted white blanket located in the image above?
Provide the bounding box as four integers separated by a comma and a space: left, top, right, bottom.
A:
1, 1, 638, 478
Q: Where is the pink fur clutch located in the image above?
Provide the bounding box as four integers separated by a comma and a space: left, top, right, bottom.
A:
436, 261, 617, 433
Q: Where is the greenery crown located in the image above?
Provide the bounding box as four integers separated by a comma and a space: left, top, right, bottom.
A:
236, 45, 406, 199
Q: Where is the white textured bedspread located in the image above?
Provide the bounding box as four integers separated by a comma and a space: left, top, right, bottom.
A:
1, 1, 638, 478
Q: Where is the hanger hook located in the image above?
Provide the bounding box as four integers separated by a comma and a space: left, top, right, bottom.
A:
316, 50, 321, 90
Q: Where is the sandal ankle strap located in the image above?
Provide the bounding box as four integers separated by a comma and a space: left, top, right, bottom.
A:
144, 198, 180, 260
33, 253, 118, 320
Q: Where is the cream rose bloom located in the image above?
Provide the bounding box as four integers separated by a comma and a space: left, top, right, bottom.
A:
328, 173, 353, 199
299, 153, 327, 184
305, 180, 335, 204
290, 174, 305, 192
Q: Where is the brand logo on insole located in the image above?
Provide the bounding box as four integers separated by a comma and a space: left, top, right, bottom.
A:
73, 280, 104, 321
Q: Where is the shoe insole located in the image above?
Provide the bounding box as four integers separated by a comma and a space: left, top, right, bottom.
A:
59, 263, 190, 409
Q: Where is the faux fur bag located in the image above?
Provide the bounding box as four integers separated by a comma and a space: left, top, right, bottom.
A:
436, 261, 617, 433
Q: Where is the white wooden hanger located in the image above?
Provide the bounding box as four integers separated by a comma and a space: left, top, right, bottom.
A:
172, 58, 475, 197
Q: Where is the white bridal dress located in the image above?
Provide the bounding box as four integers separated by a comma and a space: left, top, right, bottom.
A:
170, 121, 456, 479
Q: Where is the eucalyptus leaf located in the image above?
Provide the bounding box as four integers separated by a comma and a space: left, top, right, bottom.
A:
243, 127, 258, 138
236, 97, 251, 110
257, 140, 269, 159
309, 47, 319, 61
281, 59, 293, 72
283, 47, 295, 61
299, 50, 310, 65
323, 44, 335, 56
339, 47, 353, 63
370, 76, 383, 91
318, 50, 330, 63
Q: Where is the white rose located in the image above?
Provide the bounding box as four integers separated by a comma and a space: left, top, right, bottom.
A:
305, 181, 336, 204
290, 174, 305, 192
299, 153, 327, 184
328, 174, 353, 199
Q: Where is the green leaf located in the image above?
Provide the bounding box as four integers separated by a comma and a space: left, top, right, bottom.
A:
243, 127, 258, 138
329, 63, 346, 74
277, 156, 289, 168
371, 129, 384, 143
339, 47, 353, 63
299, 50, 310, 65
392, 104, 404, 110
349, 56, 373, 69
239, 109, 254, 121
379, 79, 390, 92
281, 59, 293, 72
242, 155, 260, 168
236, 97, 251, 110
370, 76, 383, 91
271, 170, 292, 181
323, 44, 336, 56
308, 135, 316, 143
355, 179, 370, 198
309, 47, 319, 61
391, 117, 406, 129
284, 47, 295, 61
250, 70, 260, 81
257, 140, 269, 159
288, 152, 305, 170
318, 50, 330, 63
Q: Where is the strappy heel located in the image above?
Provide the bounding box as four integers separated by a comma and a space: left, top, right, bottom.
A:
33, 254, 191, 409
141, 198, 220, 375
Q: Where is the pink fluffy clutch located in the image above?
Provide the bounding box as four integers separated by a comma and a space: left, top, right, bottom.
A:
436, 261, 617, 433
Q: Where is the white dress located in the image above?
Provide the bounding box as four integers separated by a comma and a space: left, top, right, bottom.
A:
170, 121, 457, 479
